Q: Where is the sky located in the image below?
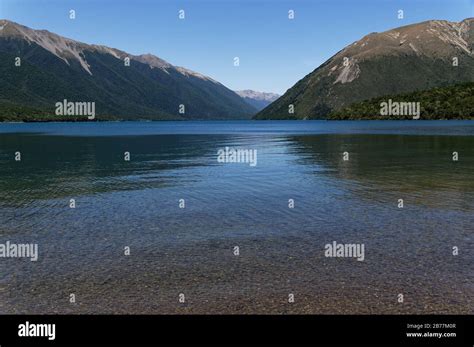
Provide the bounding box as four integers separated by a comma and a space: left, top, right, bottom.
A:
1, 0, 473, 94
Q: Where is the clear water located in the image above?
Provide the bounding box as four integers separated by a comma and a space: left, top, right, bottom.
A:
0, 121, 473, 314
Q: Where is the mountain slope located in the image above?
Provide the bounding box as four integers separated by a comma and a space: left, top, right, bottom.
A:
255, 18, 474, 120
329, 82, 474, 119
0, 20, 257, 121
235, 90, 280, 111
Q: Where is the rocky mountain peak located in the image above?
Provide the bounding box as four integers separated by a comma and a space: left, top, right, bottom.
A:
256, 18, 474, 119
0, 19, 219, 83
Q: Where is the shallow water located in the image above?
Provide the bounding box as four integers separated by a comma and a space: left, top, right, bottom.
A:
0, 121, 473, 314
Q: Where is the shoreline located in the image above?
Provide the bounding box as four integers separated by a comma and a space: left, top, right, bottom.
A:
2, 118, 474, 124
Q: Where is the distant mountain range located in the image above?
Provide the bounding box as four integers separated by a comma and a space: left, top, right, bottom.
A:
2, 18, 473, 122
235, 90, 280, 111
0, 19, 256, 121
256, 18, 474, 120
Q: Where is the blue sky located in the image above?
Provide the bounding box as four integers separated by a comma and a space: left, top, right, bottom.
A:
1, 0, 473, 94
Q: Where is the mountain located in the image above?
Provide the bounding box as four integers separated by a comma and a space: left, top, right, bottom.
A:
235, 90, 280, 111
329, 82, 474, 119
255, 18, 474, 120
0, 20, 257, 121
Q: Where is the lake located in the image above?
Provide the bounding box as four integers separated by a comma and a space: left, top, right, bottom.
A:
0, 121, 473, 314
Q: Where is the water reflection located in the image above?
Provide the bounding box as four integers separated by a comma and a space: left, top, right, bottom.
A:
291, 134, 474, 210
0, 134, 232, 205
